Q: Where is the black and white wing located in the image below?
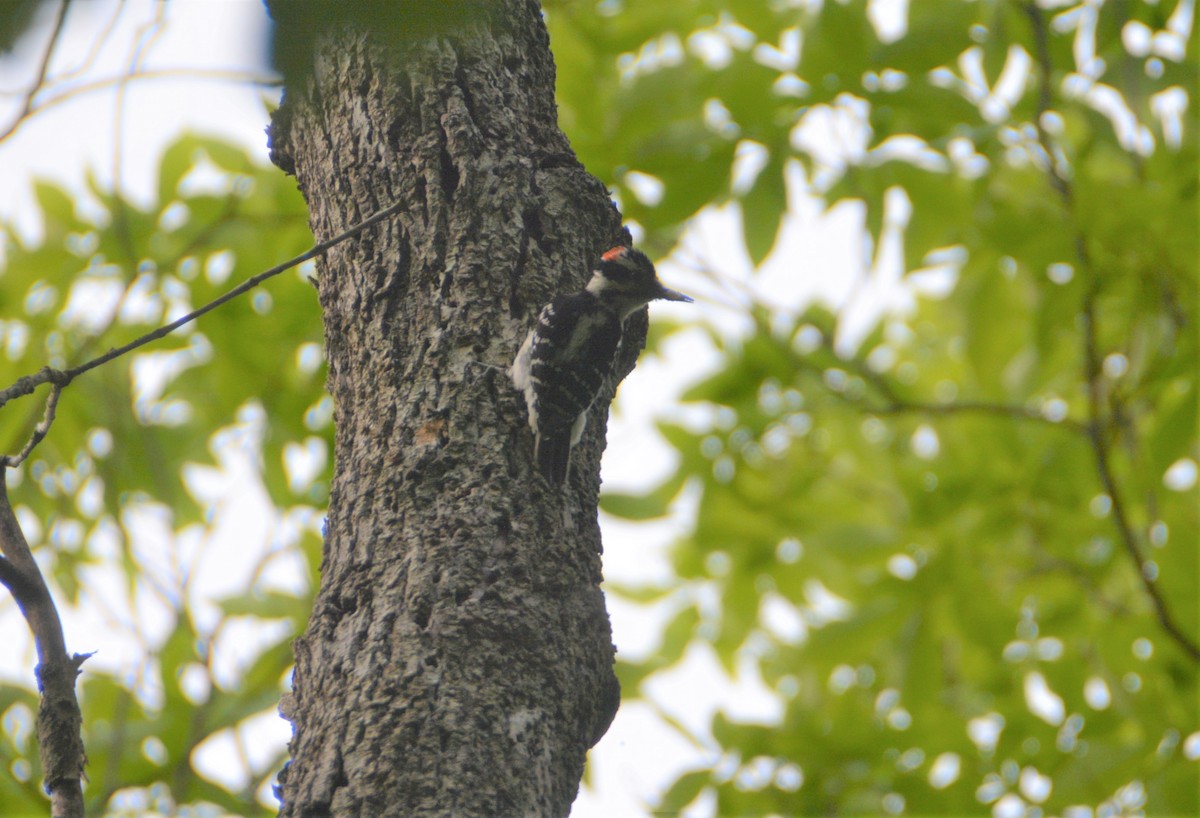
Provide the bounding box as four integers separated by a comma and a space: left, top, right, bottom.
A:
513, 293, 622, 485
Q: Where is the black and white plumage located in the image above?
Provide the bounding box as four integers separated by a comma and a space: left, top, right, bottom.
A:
510, 246, 693, 486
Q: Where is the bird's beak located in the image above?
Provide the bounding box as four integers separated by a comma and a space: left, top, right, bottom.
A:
658, 287, 693, 303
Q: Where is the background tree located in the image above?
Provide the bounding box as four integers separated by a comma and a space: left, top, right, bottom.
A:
0, 1, 1196, 816
0, 3, 329, 813
548, 1, 1198, 815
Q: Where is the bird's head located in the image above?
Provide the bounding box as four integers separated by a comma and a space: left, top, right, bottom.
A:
587, 246, 693, 315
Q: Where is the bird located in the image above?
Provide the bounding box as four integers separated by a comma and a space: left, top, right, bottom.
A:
510, 246, 692, 486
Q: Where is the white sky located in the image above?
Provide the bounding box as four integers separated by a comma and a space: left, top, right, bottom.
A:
0, 2, 899, 816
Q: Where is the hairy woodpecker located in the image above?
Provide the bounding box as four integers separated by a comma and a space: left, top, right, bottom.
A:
510, 246, 693, 486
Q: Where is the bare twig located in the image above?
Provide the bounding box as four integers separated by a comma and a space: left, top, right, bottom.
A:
0, 367, 68, 412
0, 0, 278, 145
0, 200, 406, 461
1024, 2, 1199, 662
1022, 2, 1072, 203
53, 0, 126, 85
871, 397, 1087, 434
0, 474, 88, 817
0, 69, 281, 145
832, 350, 1088, 434
0, 385, 62, 468
1082, 286, 1200, 661
109, 6, 169, 262
67, 201, 403, 383
0, 200, 244, 461
0, 0, 71, 143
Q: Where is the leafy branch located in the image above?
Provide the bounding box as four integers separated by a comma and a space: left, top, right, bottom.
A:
1024, 2, 1199, 662
1, 199, 403, 461
842, 351, 1090, 434
0, 0, 70, 144
0, 0, 279, 145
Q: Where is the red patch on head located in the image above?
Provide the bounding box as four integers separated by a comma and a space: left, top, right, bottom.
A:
602, 246, 628, 262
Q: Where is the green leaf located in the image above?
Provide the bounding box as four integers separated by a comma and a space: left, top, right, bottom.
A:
600, 467, 685, 520
658, 605, 700, 667
217, 590, 308, 621
796, 0, 874, 105
656, 770, 710, 813
739, 155, 787, 266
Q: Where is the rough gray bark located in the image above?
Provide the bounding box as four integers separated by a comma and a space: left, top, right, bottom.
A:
0, 475, 87, 818
267, 3, 633, 816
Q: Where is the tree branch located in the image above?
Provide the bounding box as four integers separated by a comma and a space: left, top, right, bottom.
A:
1024, 2, 1200, 662
0, 0, 71, 143
1, 385, 61, 468
871, 397, 1087, 434
832, 353, 1088, 434
0, 199, 405, 460
0, 68, 281, 145
0, 474, 88, 817
52, 0, 125, 86
0, 367, 68, 413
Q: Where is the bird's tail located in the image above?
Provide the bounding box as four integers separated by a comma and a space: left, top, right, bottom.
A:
534, 433, 572, 487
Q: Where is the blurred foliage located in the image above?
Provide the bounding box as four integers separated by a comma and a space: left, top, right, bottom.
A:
549, 0, 1199, 815
0, 136, 324, 814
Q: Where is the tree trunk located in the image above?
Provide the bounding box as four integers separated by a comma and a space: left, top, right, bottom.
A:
267, 3, 631, 816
